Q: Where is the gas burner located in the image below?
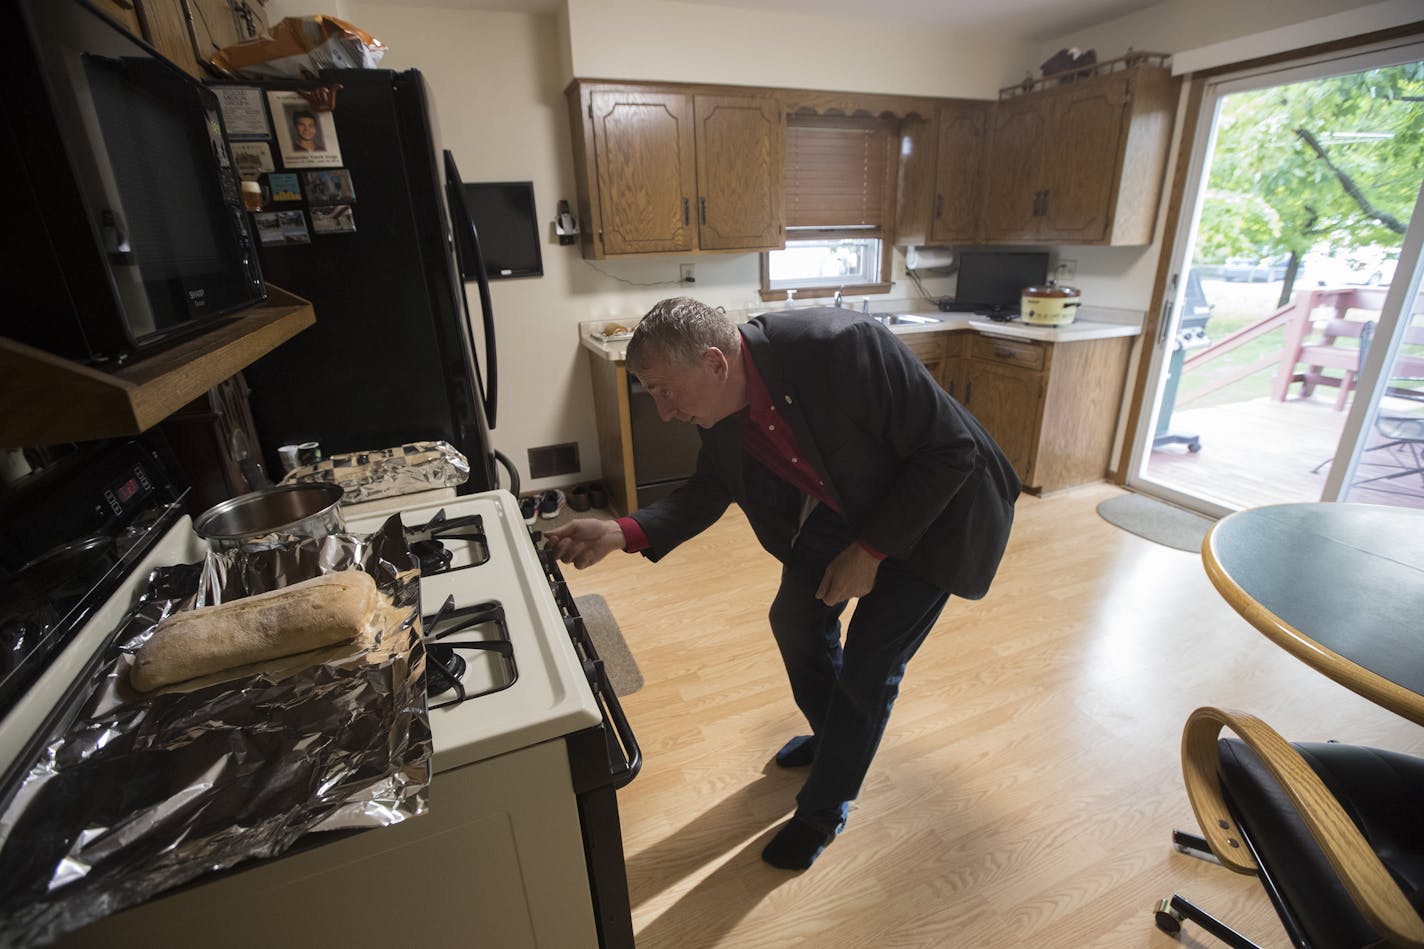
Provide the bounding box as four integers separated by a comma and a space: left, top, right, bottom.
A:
404, 509, 489, 575
421, 595, 516, 709
409, 539, 453, 575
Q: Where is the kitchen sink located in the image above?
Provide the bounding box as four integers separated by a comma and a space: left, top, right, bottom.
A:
873, 313, 942, 326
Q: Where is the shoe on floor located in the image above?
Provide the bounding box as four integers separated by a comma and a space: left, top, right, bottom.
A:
538, 489, 562, 519
519, 495, 538, 524
568, 484, 591, 512
588, 483, 608, 508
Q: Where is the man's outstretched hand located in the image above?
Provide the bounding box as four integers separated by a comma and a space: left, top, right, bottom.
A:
545, 519, 626, 569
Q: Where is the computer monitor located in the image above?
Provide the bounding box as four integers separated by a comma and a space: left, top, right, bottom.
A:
951, 251, 1050, 312
456, 181, 543, 280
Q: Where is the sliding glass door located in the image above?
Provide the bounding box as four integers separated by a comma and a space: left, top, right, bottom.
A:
1128, 40, 1424, 514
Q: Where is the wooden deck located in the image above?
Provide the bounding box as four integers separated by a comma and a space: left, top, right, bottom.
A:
1146, 392, 1424, 510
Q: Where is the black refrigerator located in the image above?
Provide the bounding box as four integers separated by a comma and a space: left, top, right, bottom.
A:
222, 68, 500, 493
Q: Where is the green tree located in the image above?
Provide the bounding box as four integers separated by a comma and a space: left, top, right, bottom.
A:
1196, 62, 1424, 303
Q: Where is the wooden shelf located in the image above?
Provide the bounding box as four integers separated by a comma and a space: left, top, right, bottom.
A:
0, 284, 315, 448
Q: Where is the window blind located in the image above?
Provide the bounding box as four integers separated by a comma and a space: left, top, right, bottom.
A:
784, 117, 892, 229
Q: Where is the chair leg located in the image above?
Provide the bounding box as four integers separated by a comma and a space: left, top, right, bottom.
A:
1154, 895, 1269, 949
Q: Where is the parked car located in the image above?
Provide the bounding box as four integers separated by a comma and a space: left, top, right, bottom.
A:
1297, 253, 1353, 288
1222, 256, 1259, 281
1352, 255, 1399, 286
1222, 254, 1288, 282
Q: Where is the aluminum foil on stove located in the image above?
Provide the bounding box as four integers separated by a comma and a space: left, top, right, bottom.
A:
279, 440, 470, 504
0, 515, 430, 948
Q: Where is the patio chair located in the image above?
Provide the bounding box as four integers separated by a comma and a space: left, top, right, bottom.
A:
1154, 707, 1424, 949
1354, 414, 1424, 487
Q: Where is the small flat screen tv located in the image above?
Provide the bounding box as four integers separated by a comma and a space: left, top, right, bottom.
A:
951, 251, 1050, 312
457, 181, 543, 280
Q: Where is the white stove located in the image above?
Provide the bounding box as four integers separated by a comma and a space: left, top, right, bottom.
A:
346, 491, 603, 772
2, 487, 638, 949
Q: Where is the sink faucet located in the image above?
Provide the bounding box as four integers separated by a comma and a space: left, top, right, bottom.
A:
833, 286, 845, 308
861, 299, 870, 315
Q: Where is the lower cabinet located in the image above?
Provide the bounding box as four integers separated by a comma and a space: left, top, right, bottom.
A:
906, 330, 1133, 494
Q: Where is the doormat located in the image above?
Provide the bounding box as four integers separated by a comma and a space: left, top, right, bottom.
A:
1096, 493, 1215, 553
574, 594, 644, 696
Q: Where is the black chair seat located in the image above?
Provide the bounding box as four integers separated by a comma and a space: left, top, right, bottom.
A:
1219, 738, 1424, 948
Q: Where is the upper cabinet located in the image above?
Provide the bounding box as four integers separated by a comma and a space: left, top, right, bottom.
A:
568, 60, 1176, 257
979, 60, 1179, 246
567, 80, 785, 258
929, 101, 989, 245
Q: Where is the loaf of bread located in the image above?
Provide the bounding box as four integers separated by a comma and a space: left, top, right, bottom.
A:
130, 570, 379, 692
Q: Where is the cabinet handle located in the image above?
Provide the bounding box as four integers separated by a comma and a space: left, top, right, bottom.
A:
994, 346, 1013, 359
1041, 190, 1049, 218
699, 196, 707, 226
682, 197, 690, 226
964, 380, 972, 405
934, 194, 944, 220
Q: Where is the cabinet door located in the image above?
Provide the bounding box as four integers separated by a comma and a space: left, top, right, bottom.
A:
93, 0, 142, 37
940, 333, 967, 401
590, 90, 697, 255
134, 0, 204, 78
1038, 77, 1129, 243
929, 102, 986, 244
963, 360, 1043, 483
978, 97, 1046, 242
693, 95, 784, 251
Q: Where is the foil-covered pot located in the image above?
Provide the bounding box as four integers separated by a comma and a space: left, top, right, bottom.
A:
194, 483, 345, 552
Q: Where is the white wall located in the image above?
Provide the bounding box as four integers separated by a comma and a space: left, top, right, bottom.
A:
563, 0, 1018, 99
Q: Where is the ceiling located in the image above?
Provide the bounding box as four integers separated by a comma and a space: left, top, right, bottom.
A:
416, 0, 1166, 43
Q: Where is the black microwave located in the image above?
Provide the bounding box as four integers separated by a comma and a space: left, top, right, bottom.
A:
0, 0, 265, 366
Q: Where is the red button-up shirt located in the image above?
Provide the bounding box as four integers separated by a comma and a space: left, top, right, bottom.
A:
618, 330, 883, 559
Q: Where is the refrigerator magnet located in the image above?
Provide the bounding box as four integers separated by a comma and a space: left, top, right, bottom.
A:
310, 204, 356, 235
253, 212, 283, 244
230, 141, 275, 181
267, 90, 343, 168
277, 210, 311, 244
215, 87, 271, 139
266, 172, 302, 202
303, 169, 356, 204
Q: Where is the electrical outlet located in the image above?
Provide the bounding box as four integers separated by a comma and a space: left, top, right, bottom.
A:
679, 264, 696, 285
1056, 259, 1077, 282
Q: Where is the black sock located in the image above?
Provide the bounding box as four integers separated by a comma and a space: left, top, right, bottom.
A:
774, 734, 817, 768
761, 816, 836, 870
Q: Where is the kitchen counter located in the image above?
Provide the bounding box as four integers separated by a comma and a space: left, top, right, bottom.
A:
579, 304, 1141, 363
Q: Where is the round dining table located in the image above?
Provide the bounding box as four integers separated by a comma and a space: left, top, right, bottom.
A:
1202, 502, 1424, 727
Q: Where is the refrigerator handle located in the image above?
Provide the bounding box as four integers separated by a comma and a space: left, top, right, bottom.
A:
443, 150, 498, 429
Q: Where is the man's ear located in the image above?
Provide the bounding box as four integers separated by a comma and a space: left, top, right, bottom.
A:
702, 346, 729, 379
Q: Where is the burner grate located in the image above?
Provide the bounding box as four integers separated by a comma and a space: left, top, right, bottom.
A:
421, 595, 516, 709
404, 509, 490, 575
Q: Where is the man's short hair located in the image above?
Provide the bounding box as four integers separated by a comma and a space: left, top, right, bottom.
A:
627, 297, 740, 373
293, 110, 317, 125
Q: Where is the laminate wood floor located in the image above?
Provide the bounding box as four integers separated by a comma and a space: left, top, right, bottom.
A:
560, 482, 1424, 948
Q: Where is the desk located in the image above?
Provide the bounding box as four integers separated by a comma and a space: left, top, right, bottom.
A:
1203, 502, 1424, 725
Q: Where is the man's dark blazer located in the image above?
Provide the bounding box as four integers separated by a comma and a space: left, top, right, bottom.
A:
629, 307, 1021, 599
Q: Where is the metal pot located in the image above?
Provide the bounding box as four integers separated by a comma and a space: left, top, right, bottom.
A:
194, 484, 345, 552
1021, 283, 1082, 326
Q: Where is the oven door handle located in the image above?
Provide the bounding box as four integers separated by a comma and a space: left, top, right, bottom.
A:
564, 614, 643, 789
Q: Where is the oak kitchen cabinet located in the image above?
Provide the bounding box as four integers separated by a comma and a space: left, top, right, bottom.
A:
957, 332, 1133, 493
566, 80, 785, 258
928, 102, 989, 245
90, 0, 270, 82
978, 62, 1178, 246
